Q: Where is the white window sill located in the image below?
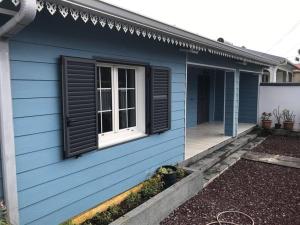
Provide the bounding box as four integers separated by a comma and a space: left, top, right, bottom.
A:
98, 131, 147, 149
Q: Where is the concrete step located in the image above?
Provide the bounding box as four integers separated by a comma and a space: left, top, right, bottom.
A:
188, 133, 257, 172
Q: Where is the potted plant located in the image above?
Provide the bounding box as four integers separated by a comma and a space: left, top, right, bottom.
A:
261, 112, 272, 129
273, 106, 282, 129
157, 165, 177, 188
282, 109, 296, 130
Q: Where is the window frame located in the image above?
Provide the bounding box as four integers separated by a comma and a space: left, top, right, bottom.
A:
96, 62, 146, 149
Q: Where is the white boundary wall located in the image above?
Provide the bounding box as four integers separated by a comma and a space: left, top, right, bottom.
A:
259, 85, 300, 131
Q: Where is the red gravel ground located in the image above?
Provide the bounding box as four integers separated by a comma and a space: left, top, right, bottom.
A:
251, 135, 300, 158
160, 160, 300, 225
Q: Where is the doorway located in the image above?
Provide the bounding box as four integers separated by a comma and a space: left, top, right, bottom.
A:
197, 74, 210, 124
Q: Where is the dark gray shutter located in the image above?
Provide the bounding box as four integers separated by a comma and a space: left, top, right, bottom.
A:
61, 56, 98, 158
147, 66, 171, 134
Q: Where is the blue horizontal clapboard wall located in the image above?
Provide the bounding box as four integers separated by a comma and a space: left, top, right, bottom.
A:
10, 12, 186, 225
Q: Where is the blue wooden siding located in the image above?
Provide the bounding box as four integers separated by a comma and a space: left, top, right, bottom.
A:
239, 73, 259, 123
214, 71, 224, 121
10, 13, 186, 225
186, 71, 198, 128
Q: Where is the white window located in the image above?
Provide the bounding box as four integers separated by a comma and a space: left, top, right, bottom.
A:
97, 63, 146, 148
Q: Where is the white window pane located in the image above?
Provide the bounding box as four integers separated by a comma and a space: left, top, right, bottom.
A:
102, 111, 113, 133
128, 109, 136, 127
119, 110, 127, 129
119, 90, 126, 109
118, 69, 126, 88
127, 69, 135, 88
127, 90, 135, 108
100, 67, 112, 88
101, 90, 112, 111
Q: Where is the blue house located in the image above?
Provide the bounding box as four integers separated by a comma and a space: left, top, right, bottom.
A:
0, 0, 281, 224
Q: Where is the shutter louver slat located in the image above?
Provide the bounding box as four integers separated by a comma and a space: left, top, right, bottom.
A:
62, 56, 98, 158
148, 66, 171, 134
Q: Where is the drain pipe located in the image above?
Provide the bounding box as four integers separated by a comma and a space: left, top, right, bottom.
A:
0, 1, 36, 225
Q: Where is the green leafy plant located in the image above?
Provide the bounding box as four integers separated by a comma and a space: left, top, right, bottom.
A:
123, 192, 142, 210
140, 175, 163, 200
261, 112, 272, 121
0, 201, 9, 225
107, 204, 124, 220
80, 166, 187, 225
282, 109, 296, 122
157, 167, 175, 175
273, 106, 282, 124
176, 167, 187, 179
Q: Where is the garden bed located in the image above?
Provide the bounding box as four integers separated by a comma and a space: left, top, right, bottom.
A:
160, 159, 300, 225
251, 135, 300, 158
77, 167, 203, 225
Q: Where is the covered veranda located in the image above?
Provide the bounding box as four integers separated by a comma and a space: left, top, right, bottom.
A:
185, 62, 259, 159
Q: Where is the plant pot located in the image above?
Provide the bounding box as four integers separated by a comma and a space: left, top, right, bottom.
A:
261, 120, 272, 129
283, 121, 294, 130
160, 165, 177, 188
274, 123, 281, 129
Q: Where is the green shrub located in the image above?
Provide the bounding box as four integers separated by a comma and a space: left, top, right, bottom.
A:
176, 167, 186, 179
123, 192, 142, 210
107, 204, 124, 220
140, 175, 163, 200
87, 211, 113, 225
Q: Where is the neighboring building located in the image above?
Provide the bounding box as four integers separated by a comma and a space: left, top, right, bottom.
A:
293, 64, 300, 82
0, 0, 285, 224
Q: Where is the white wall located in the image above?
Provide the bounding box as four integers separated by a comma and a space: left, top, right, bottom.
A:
259, 85, 300, 131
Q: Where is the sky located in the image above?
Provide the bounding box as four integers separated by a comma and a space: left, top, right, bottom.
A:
102, 0, 300, 63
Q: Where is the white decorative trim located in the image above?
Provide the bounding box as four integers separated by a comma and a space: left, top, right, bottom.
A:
107, 19, 114, 29
115, 22, 121, 31
80, 11, 89, 23
90, 14, 98, 26
37, 0, 44, 12
122, 24, 128, 33
46, 2, 56, 15
70, 8, 79, 20
99, 17, 106, 27
4, 0, 266, 65
129, 25, 134, 35
11, 0, 19, 6
58, 5, 68, 18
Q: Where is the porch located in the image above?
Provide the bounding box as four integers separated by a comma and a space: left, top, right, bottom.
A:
185, 122, 255, 159
185, 64, 259, 159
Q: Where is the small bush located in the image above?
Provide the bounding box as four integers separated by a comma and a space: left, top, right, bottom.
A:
88, 211, 113, 225
140, 175, 163, 200
107, 204, 124, 220
123, 192, 142, 210
176, 167, 186, 179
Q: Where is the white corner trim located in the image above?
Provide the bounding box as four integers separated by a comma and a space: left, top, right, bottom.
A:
0, 40, 20, 225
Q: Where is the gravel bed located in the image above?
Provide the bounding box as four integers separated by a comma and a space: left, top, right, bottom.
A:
251, 135, 300, 158
160, 160, 300, 225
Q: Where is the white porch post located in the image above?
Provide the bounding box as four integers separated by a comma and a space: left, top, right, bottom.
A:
224, 70, 240, 137
269, 66, 277, 83
0, 39, 19, 225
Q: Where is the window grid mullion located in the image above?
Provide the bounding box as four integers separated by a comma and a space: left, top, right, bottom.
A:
114, 67, 119, 133
125, 69, 128, 128
99, 68, 103, 133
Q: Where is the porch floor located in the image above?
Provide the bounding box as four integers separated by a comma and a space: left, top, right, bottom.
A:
185, 122, 255, 159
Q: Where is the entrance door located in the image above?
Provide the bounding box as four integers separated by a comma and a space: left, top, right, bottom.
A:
197, 74, 210, 124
